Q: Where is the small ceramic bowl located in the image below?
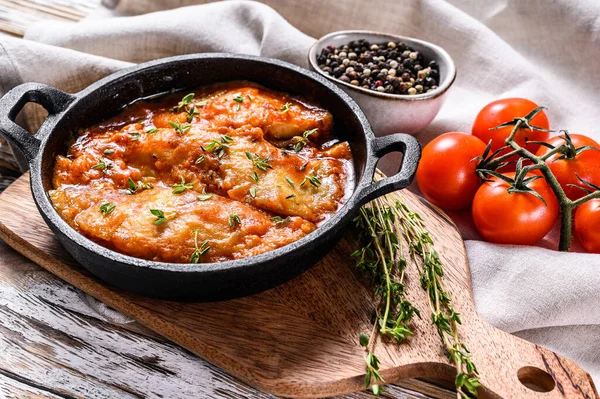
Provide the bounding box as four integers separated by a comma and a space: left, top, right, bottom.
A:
308, 30, 456, 136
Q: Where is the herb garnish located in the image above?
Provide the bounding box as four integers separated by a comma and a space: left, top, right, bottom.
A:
270, 216, 291, 228
206, 135, 233, 158
146, 127, 158, 134
129, 131, 141, 141
246, 151, 272, 172
190, 229, 210, 263
280, 102, 292, 113
169, 120, 192, 135
228, 214, 241, 230
150, 209, 168, 225
292, 128, 318, 152
197, 194, 213, 201
91, 159, 111, 172
186, 105, 200, 123
232, 94, 244, 111
172, 177, 193, 194
286, 194, 295, 199
99, 203, 116, 215
176, 93, 195, 111
285, 176, 295, 186
195, 155, 205, 164
249, 186, 257, 198
352, 182, 480, 397
103, 149, 115, 155
301, 175, 321, 188
127, 178, 138, 194
250, 171, 259, 183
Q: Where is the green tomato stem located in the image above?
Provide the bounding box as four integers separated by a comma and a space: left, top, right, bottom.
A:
503, 118, 599, 251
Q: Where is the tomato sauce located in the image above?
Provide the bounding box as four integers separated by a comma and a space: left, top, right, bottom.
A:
49, 82, 354, 263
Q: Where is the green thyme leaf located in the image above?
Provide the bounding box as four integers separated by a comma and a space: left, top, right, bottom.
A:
168, 120, 192, 134
150, 209, 167, 225
127, 178, 138, 194
359, 332, 369, 347
228, 214, 241, 230
146, 127, 158, 134
280, 102, 292, 113
190, 230, 210, 263
270, 216, 291, 228
103, 149, 115, 155
301, 175, 321, 188
177, 93, 195, 110
172, 177, 193, 194
246, 151, 272, 172
249, 186, 257, 198
197, 194, 213, 201
91, 159, 111, 172
99, 203, 116, 215
292, 128, 318, 152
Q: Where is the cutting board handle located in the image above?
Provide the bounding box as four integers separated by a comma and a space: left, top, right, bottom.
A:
448, 314, 599, 398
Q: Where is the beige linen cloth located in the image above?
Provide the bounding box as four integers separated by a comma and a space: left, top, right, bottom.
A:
0, 0, 598, 386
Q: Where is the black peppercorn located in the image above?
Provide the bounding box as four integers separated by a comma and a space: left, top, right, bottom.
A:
318, 38, 441, 95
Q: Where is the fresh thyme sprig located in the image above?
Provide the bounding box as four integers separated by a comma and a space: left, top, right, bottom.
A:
394, 197, 480, 399
99, 203, 116, 215
246, 151, 272, 172
229, 214, 241, 230
207, 135, 233, 158
176, 93, 195, 111
280, 102, 292, 113
353, 185, 480, 398
270, 216, 291, 228
150, 209, 168, 225
190, 229, 210, 263
129, 131, 141, 141
169, 120, 192, 135
292, 128, 317, 152
172, 177, 193, 194
233, 94, 244, 111
91, 158, 111, 172
300, 174, 321, 188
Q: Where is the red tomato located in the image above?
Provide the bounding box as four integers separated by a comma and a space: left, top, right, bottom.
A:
472, 98, 550, 169
472, 172, 559, 245
416, 132, 487, 210
574, 200, 600, 253
535, 133, 600, 200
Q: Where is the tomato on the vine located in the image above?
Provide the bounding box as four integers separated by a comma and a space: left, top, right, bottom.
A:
472, 172, 559, 245
575, 199, 600, 253
472, 98, 550, 168
535, 132, 600, 200
416, 132, 486, 210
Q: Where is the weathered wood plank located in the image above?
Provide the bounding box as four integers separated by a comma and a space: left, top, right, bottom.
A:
0, 240, 450, 399
0, 0, 99, 37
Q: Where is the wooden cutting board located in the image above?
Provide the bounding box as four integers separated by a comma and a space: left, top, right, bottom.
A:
0, 173, 597, 399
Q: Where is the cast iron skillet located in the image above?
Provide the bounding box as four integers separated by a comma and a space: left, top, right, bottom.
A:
0, 53, 420, 302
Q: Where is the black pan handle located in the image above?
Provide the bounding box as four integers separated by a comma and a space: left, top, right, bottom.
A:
355, 133, 421, 206
0, 82, 75, 162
